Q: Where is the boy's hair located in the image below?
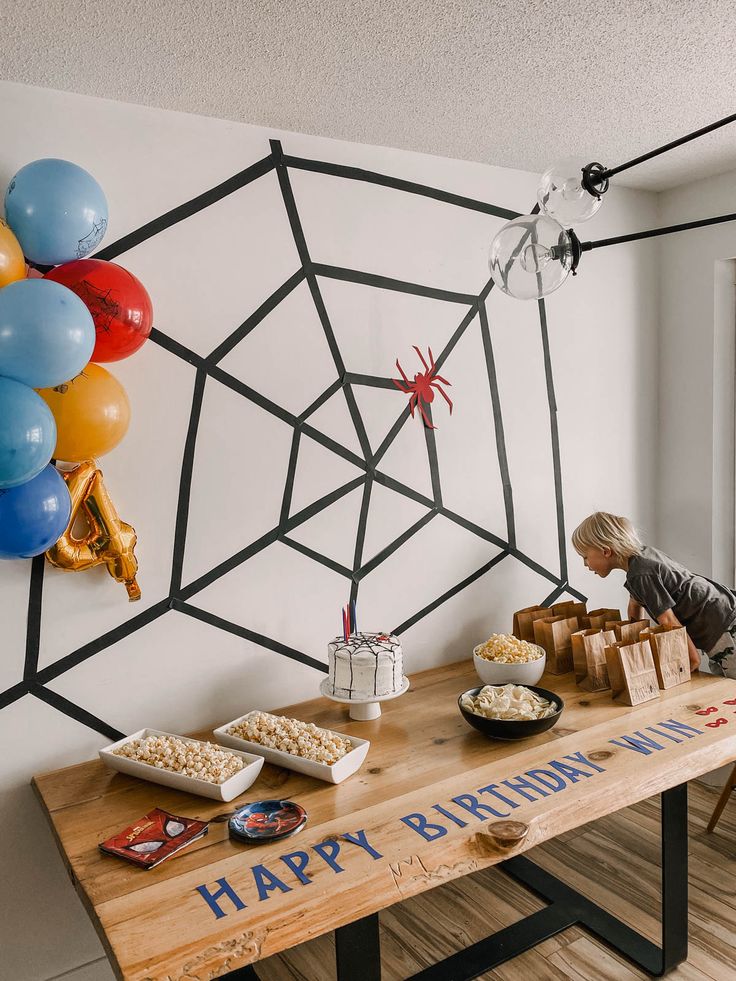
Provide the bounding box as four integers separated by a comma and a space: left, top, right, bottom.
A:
571, 512, 643, 559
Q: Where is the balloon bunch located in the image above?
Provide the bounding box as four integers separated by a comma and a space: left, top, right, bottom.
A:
0, 158, 152, 600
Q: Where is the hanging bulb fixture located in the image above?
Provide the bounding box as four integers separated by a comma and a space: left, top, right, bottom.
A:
535, 113, 736, 226
488, 214, 581, 300
537, 157, 608, 225
489, 113, 736, 301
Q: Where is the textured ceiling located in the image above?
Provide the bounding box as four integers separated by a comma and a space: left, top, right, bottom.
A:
4, 0, 736, 191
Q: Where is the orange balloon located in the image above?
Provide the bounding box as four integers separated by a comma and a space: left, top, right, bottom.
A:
0, 217, 26, 287
38, 363, 130, 462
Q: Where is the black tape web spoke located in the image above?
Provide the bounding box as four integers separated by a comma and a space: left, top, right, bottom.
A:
351, 477, 374, 605
2, 139, 588, 730
538, 298, 568, 583
30, 683, 125, 741
24, 554, 45, 680
479, 300, 515, 546
270, 139, 373, 466
170, 368, 207, 594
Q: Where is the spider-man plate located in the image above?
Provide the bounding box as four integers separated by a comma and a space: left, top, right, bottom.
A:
228, 800, 307, 843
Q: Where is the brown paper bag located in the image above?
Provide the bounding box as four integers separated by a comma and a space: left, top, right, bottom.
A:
641, 625, 691, 689
571, 628, 616, 691
512, 605, 550, 642
605, 639, 659, 705
588, 608, 622, 630
606, 619, 649, 644
550, 601, 588, 622
533, 615, 580, 674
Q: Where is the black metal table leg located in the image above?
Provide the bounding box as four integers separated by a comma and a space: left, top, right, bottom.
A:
336, 912, 381, 981
502, 783, 689, 977
406, 783, 689, 980
661, 781, 689, 971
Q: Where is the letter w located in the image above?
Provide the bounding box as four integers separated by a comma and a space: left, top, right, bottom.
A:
609, 730, 666, 755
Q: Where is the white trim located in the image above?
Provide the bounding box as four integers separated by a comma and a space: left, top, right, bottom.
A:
712, 258, 736, 585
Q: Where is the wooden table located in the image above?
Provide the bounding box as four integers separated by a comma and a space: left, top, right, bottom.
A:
33, 661, 736, 981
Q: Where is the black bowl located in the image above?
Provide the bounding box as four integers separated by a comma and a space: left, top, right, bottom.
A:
458, 685, 564, 740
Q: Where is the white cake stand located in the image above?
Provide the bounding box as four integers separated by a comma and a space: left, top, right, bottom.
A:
320, 676, 410, 720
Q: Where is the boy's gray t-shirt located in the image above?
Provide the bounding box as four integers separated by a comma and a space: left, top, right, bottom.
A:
625, 545, 736, 651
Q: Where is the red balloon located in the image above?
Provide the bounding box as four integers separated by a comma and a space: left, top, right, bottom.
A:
45, 259, 153, 362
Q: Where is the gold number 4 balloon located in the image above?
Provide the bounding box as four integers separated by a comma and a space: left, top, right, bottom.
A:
45, 460, 141, 601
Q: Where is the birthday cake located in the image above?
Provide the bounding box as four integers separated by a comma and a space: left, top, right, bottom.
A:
326, 632, 404, 700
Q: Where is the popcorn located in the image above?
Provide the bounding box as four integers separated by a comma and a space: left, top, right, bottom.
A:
229, 712, 352, 765
475, 633, 543, 663
113, 735, 245, 784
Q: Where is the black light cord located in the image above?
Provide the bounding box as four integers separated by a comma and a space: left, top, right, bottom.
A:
582, 111, 736, 191
579, 210, 736, 253
600, 111, 736, 181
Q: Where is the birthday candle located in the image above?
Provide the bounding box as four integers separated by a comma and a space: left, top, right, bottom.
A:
342, 607, 348, 643
350, 599, 357, 635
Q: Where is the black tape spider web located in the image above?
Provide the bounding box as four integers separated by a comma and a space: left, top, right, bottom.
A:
1, 140, 586, 740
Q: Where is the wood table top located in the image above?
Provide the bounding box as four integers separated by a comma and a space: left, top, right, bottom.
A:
33, 660, 736, 981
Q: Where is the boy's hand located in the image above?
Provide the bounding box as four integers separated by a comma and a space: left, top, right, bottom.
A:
657, 609, 701, 672
627, 598, 645, 621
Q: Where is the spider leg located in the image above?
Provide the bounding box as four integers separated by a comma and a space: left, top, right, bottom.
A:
393, 379, 411, 393
428, 347, 436, 371
417, 399, 436, 429
408, 392, 417, 418
396, 359, 411, 386
413, 346, 430, 372
432, 373, 451, 386
432, 382, 453, 415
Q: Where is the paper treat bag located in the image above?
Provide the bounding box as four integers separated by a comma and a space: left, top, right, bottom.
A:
641, 625, 691, 689
605, 639, 659, 705
571, 628, 616, 691
512, 605, 550, 642
588, 608, 622, 631
533, 615, 580, 674
606, 619, 649, 644
550, 600, 588, 621
550, 601, 589, 629
513, 601, 588, 642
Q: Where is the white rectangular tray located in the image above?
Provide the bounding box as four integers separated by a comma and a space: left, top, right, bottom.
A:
213, 712, 370, 784
99, 728, 265, 802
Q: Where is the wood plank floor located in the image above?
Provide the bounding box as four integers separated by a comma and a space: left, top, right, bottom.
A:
255, 781, 736, 980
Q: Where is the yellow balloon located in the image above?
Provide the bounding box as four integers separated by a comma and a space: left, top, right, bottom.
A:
38, 363, 130, 461
0, 217, 26, 287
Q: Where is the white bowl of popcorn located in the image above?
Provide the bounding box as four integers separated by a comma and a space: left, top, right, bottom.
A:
214, 711, 370, 784
100, 728, 265, 801
473, 634, 546, 686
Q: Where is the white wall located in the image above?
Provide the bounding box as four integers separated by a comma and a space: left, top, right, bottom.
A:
0, 81, 659, 981
657, 168, 736, 582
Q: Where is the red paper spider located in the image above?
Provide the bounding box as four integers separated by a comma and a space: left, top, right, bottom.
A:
393, 346, 453, 429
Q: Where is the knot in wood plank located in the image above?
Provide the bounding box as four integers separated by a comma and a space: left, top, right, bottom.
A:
485, 820, 529, 846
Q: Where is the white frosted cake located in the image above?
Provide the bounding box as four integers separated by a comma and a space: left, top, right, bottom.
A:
326, 632, 404, 699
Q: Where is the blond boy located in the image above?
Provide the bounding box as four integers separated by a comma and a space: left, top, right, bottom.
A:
572, 512, 736, 676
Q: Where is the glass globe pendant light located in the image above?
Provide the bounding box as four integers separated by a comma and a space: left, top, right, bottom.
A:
535, 113, 736, 226
537, 158, 608, 225
486, 113, 736, 301
488, 214, 582, 300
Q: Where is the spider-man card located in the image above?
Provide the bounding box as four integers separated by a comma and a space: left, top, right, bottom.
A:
99, 808, 208, 869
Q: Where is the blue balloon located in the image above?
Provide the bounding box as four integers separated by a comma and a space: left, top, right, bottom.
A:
0, 377, 56, 488
5, 158, 108, 266
0, 279, 95, 388
0, 464, 71, 559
